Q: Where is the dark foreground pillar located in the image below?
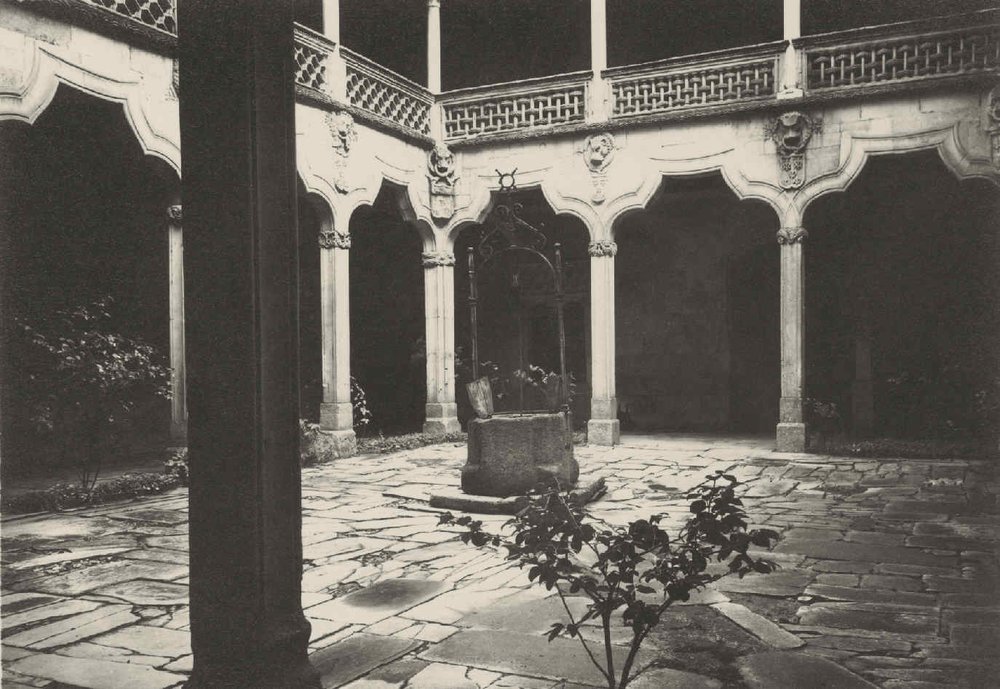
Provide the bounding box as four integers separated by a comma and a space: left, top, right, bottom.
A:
179, 2, 319, 687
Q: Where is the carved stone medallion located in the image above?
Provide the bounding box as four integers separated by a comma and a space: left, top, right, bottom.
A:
326, 111, 358, 194
766, 112, 820, 190
581, 133, 617, 204
427, 143, 458, 222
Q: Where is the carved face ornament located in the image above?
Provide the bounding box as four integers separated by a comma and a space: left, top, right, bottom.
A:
771, 112, 813, 156
327, 112, 357, 156
428, 143, 456, 181
584, 133, 615, 173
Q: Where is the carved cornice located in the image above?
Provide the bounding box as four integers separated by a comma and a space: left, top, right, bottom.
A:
588, 240, 618, 257
167, 205, 182, 222
776, 227, 808, 245
319, 229, 351, 250
422, 251, 455, 267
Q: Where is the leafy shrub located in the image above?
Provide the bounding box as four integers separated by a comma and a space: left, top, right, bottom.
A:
357, 431, 466, 455
17, 298, 171, 490
164, 447, 189, 485
2, 473, 181, 514
884, 370, 998, 440
440, 472, 779, 689
351, 376, 374, 429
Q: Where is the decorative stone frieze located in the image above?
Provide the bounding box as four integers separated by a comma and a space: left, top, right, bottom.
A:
776, 226, 808, 245
987, 86, 1000, 170
327, 111, 358, 193
422, 251, 455, 268
167, 204, 182, 222
427, 143, 458, 221
588, 240, 617, 257
580, 133, 617, 203
319, 229, 351, 250
766, 112, 820, 189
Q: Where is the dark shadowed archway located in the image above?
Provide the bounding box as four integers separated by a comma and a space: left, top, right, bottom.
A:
0, 84, 179, 479
613, 174, 779, 434
804, 151, 1000, 445
349, 185, 426, 435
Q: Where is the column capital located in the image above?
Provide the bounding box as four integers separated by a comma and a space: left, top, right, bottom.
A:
588, 240, 617, 257
422, 250, 455, 267
167, 204, 183, 222
776, 226, 807, 245
427, 0, 441, 6
319, 229, 351, 250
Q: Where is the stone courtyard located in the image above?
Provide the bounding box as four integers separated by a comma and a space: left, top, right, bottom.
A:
2, 436, 997, 689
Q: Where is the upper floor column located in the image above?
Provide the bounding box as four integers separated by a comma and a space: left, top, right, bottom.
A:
589, 0, 610, 121
779, 0, 803, 98
322, 0, 340, 43
428, 0, 444, 138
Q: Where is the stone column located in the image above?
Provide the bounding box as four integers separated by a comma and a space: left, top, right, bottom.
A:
427, 0, 442, 93
423, 250, 461, 435
427, 0, 443, 137
319, 222, 357, 454
167, 203, 187, 442
588, 239, 619, 445
322, 0, 340, 42
777, 226, 807, 451
178, 2, 320, 687
588, 0, 611, 121
779, 0, 803, 99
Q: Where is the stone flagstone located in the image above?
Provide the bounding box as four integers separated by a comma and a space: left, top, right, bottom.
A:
307, 578, 449, 625
89, 579, 189, 606
4, 605, 138, 650
311, 633, 422, 688
8, 652, 187, 689
420, 629, 655, 686
737, 650, 879, 688
710, 602, 804, 649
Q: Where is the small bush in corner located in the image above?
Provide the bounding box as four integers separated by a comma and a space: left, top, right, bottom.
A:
2, 473, 181, 515
164, 447, 189, 485
439, 471, 779, 689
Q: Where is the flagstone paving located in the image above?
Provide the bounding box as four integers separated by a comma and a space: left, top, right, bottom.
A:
2, 435, 998, 688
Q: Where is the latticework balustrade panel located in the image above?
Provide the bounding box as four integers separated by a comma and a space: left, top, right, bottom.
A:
443, 87, 586, 139
612, 61, 775, 117
294, 42, 328, 92
346, 68, 431, 134
80, 0, 176, 33
807, 29, 1000, 90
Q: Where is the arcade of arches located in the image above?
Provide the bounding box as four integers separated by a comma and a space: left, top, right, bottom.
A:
3, 81, 997, 478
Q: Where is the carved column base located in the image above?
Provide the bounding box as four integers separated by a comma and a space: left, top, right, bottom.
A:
588, 418, 620, 447
776, 423, 806, 452
424, 403, 460, 435
320, 402, 353, 431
